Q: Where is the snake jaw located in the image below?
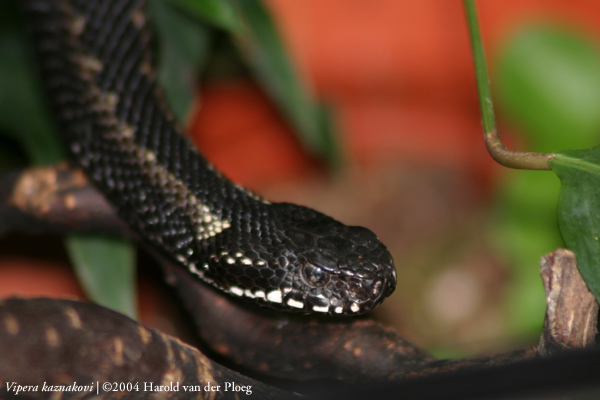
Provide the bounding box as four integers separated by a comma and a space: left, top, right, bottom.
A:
248, 202, 400, 315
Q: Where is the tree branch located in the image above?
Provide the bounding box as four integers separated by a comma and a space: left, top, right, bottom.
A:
0, 297, 296, 399
1, 165, 598, 395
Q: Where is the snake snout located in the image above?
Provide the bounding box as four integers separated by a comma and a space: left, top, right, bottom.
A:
348, 276, 387, 302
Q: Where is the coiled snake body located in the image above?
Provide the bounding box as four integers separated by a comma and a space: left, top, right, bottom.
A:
22, 0, 396, 316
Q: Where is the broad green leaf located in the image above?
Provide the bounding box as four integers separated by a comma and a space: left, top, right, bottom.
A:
149, 0, 212, 121
65, 236, 137, 318
0, 6, 137, 318
551, 149, 600, 302
168, 0, 239, 32
497, 25, 600, 151
231, 0, 341, 166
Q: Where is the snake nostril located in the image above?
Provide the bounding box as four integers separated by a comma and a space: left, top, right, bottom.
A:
383, 278, 395, 298
372, 280, 383, 296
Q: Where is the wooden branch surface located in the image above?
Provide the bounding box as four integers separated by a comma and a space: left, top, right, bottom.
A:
0, 164, 129, 237
1, 165, 599, 395
538, 248, 599, 355
0, 297, 296, 399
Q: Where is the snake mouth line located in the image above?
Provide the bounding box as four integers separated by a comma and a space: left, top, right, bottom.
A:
226, 284, 383, 315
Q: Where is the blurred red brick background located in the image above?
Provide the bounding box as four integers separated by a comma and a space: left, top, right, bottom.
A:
191, 1, 600, 188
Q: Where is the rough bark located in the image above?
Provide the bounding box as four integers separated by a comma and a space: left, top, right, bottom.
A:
538, 248, 599, 355
0, 297, 296, 399
1, 165, 599, 396
0, 165, 129, 237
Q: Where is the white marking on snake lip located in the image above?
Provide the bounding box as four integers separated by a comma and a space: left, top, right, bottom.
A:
266, 290, 283, 303
350, 303, 360, 313
286, 298, 304, 309
225, 257, 235, 265
334, 306, 343, 314
256, 260, 266, 266
230, 286, 243, 296
188, 263, 203, 277
234, 252, 243, 258
312, 305, 329, 313
244, 289, 255, 298
241, 258, 252, 266
282, 287, 293, 294
254, 290, 266, 299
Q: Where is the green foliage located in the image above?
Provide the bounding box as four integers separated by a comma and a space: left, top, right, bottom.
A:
551, 149, 600, 302
493, 25, 600, 334
149, 0, 212, 121
497, 26, 600, 151
65, 236, 137, 319
0, 33, 64, 165
169, 0, 239, 31
230, 0, 340, 165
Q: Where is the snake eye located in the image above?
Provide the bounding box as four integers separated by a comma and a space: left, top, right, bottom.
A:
302, 263, 330, 287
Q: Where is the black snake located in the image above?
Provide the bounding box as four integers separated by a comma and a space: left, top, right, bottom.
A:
21, 0, 396, 316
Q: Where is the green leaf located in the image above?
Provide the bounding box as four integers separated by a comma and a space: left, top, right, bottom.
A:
65, 236, 137, 318
497, 25, 600, 151
149, 0, 213, 121
168, 0, 239, 32
551, 148, 600, 302
0, 34, 65, 165
231, 0, 341, 166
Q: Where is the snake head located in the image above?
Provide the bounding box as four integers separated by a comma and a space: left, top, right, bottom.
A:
242, 202, 397, 316
198, 202, 396, 316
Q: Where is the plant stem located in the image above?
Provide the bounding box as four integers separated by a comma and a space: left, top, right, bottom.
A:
464, 0, 552, 170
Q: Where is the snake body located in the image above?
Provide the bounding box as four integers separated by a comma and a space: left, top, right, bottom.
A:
22, 0, 396, 316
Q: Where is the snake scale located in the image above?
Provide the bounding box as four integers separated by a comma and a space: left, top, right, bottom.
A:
21, 0, 396, 316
